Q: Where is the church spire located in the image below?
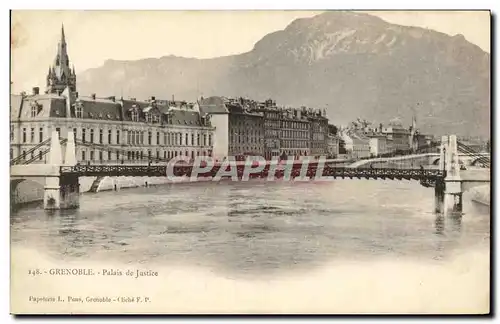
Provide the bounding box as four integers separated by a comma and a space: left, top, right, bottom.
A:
61, 24, 66, 44
46, 24, 76, 94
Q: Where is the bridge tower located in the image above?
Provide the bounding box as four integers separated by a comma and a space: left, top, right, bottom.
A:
434, 135, 462, 216
43, 130, 79, 210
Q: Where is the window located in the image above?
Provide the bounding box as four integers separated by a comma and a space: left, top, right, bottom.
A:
82, 129, 86, 143
148, 150, 151, 159
131, 110, 138, 122
30, 128, 34, 142
197, 134, 200, 146
156, 151, 159, 159
76, 104, 83, 118
204, 134, 207, 146
156, 132, 160, 145
208, 134, 212, 146
90, 129, 94, 143
108, 150, 111, 160
140, 151, 144, 160
90, 151, 94, 161
99, 129, 103, 144
108, 130, 112, 144
31, 151, 34, 160
56, 127, 60, 135
22, 128, 26, 143
39, 151, 42, 161
136, 132, 140, 145
73, 128, 77, 138
22, 150, 26, 160
185, 133, 189, 145
191, 134, 194, 146
131, 131, 135, 145
164, 151, 166, 159
127, 151, 131, 160
10, 149, 13, 160
148, 132, 152, 145
10, 125, 14, 141
146, 113, 152, 123
99, 151, 103, 161
31, 104, 37, 117
140, 132, 143, 144
116, 130, 120, 144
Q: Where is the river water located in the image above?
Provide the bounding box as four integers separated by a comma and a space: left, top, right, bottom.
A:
10, 179, 490, 279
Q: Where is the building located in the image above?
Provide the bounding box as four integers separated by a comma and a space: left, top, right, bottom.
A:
308, 108, 329, 158
340, 131, 370, 159
368, 135, 389, 157
352, 136, 371, 159
10, 25, 214, 164
327, 134, 340, 158
199, 97, 330, 160
195, 96, 230, 160
226, 98, 265, 157
326, 124, 339, 158
262, 100, 282, 159
381, 118, 411, 152
280, 107, 313, 158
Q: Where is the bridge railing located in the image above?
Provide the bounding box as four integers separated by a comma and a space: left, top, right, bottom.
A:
60, 163, 445, 181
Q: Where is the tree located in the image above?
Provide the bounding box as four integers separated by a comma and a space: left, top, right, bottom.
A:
328, 124, 338, 135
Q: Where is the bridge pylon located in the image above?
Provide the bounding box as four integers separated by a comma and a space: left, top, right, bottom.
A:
43, 130, 79, 210
63, 130, 77, 166
435, 135, 463, 216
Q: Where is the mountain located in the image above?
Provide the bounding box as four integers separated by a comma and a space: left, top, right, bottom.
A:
77, 11, 490, 138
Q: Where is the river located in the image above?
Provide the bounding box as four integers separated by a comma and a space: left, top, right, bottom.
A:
10, 179, 490, 279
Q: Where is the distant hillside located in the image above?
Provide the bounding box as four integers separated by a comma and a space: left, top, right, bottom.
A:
77, 11, 490, 138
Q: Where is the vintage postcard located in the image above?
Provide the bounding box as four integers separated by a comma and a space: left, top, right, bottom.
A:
10, 10, 491, 314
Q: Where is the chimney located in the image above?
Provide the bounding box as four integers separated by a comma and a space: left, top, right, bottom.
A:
172, 94, 175, 102
91, 93, 96, 100
32, 87, 39, 95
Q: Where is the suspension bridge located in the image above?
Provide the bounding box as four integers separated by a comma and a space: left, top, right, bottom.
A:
10, 130, 490, 214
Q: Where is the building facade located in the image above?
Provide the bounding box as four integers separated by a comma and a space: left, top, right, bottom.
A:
198, 97, 330, 160
226, 98, 265, 157
327, 134, 340, 158
369, 135, 389, 157
10, 26, 214, 165
381, 118, 411, 152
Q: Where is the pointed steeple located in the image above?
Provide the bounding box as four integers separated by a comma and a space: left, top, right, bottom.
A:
46, 24, 76, 94
61, 24, 66, 44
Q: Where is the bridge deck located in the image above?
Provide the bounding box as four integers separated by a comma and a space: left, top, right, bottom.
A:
59, 164, 445, 181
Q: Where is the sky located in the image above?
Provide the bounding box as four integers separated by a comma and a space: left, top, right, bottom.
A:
10, 10, 490, 93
